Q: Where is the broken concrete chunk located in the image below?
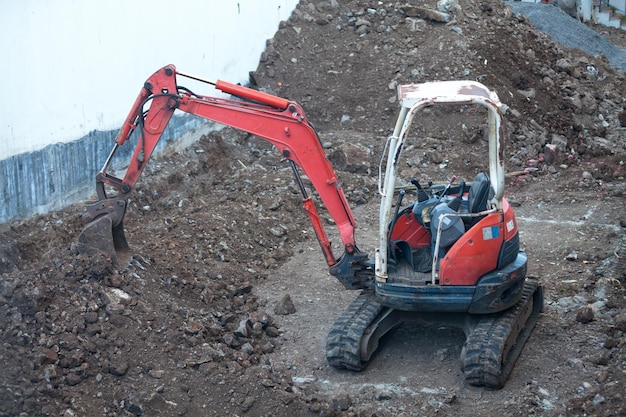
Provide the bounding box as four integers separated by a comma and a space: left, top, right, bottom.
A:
274, 294, 296, 315
420, 7, 451, 22
576, 306, 594, 324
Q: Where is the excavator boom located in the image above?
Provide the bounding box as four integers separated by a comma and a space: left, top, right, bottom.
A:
78, 65, 367, 288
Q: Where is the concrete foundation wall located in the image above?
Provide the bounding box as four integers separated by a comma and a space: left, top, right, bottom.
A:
0, 116, 216, 223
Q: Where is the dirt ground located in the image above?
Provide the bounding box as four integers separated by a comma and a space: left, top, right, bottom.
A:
1, 0, 626, 416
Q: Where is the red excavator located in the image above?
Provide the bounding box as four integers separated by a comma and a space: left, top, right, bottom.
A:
78, 65, 543, 388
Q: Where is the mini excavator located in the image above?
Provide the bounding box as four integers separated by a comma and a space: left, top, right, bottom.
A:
78, 65, 543, 388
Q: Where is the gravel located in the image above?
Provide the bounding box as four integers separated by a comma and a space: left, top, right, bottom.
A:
508, 2, 626, 71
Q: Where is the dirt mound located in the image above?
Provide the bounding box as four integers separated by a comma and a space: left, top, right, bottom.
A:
1, 1, 625, 416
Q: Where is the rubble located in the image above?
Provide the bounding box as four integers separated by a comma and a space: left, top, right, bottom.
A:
0, 0, 625, 416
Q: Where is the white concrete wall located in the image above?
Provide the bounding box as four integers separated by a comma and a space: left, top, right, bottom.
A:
0, 0, 298, 160
580, 0, 592, 21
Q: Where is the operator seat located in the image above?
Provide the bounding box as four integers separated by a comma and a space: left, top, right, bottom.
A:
466, 172, 493, 227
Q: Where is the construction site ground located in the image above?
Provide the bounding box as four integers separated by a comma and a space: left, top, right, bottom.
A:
1, 0, 626, 416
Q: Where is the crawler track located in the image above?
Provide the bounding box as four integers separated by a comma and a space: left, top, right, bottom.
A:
326, 290, 385, 371
326, 280, 543, 389
462, 279, 543, 388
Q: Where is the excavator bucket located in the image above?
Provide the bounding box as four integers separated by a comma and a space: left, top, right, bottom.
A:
77, 214, 129, 264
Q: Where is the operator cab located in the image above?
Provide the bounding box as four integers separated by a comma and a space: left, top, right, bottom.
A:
388, 172, 495, 276
373, 80, 525, 314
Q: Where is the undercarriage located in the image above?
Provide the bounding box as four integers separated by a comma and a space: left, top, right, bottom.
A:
326, 279, 543, 389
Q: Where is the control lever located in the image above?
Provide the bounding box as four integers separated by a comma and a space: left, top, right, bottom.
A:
410, 177, 430, 202
427, 175, 456, 217
448, 181, 466, 212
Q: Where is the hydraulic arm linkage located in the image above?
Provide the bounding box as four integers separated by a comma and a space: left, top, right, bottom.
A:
79, 65, 370, 289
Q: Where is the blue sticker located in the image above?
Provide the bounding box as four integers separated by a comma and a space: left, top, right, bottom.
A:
482, 226, 500, 240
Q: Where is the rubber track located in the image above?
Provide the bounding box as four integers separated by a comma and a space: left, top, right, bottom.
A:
326, 290, 384, 371
463, 279, 542, 388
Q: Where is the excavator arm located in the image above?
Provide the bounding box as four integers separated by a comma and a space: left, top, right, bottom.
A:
78, 65, 371, 289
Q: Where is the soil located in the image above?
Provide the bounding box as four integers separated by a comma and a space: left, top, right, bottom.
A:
1, 0, 626, 416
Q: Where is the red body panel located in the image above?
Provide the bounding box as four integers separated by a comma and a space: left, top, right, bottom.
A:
389, 211, 430, 248
501, 199, 519, 241
439, 212, 503, 285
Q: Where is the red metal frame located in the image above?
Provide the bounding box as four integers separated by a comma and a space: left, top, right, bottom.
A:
93, 65, 357, 267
